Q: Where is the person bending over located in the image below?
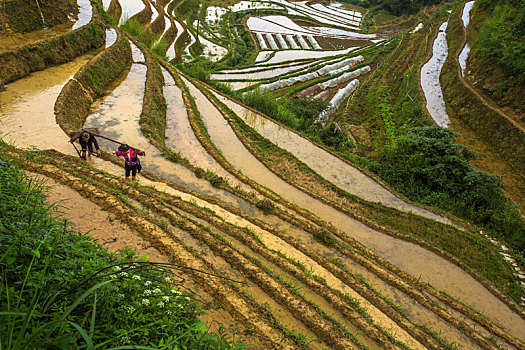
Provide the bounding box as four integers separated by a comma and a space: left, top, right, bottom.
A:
79, 131, 101, 160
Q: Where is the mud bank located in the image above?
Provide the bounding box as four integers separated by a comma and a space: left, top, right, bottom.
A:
4, 146, 303, 349
0, 19, 105, 84
0, 0, 77, 36
55, 28, 132, 133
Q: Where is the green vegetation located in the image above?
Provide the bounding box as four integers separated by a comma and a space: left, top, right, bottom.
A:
120, 18, 156, 47
339, 0, 445, 16
369, 127, 525, 254
474, 0, 525, 83
0, 153, 244, 348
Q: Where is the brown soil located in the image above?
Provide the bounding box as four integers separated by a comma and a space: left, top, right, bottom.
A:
31, 171, 264, 346
5, 1, 525, 348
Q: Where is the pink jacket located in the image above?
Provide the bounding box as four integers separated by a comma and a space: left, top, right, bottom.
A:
115, 148, 144, 166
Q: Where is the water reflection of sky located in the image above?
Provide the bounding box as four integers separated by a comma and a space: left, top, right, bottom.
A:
420, 20, 450, 127
459, 1, 475, 76
166, 19, 184, 60
72, 0, 92, 30
119, 0, 146, 25
105, 28, 117, 48
255, 48, 355, 64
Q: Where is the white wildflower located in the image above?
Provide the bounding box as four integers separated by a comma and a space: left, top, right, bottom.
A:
119, 272, 128, 277
162, 296, 170, 302
153, 288, 161, 295
185, 297, 190, 301
167, 310, 172, 315
171, 289, 181, 295
165, 276, 172, 282
157, 301, 165, 308
144, 281, 152, 286
110, 274, 117, 279
114, 266, 122, 271
141, 299, 150, 306
132, 275, 141, 280
144, 289, 152, 296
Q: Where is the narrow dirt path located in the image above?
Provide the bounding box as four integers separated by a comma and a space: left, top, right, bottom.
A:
454, 6, 525, 135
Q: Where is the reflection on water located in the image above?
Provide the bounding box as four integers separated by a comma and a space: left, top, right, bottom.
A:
255, 48, 354, 64
218, 93, 446, 222
0, 53, 95, 154
72, 0, 92, 30
118, 0, 145, 25
212, 63, 309, 81
459, 1, 475, 76
162, 68, 248, 190
421, 20, 450, 127
82, 44, 251, 210
105, 28, 117, 48
195, 87, 525, 341
0, 23, 72, 51
166, 19, 184, 60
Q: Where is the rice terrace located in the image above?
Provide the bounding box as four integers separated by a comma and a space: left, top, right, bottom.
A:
0, 0, 524, 348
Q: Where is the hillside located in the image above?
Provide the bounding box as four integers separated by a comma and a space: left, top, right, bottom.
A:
1, 0, 524, 348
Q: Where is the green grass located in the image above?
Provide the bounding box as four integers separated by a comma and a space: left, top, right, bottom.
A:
0, 149, 245, 348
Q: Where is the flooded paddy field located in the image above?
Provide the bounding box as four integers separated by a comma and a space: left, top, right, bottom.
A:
1, 0, 524, 348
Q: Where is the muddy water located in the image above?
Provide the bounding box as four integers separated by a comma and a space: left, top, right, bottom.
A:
225, 234, 381, 349
72, 0, 92, 30
421, 20, 450, 127
227, 235, 372, 349
162, 68, 251, 192
33, 172, 166, 262
183, 78, 525, 341
182, 77, 430, 348
292, 230, 480, 349
217, 93, 447, 223
161, 170, 419, 348
0, 23, 73, 51
81, 46, 240, 209
0, 53, 95, 154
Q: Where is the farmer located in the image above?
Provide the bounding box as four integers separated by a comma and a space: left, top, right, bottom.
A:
79, 130, 101, 160
115, 144, 145, 181
69, 129, 101, 160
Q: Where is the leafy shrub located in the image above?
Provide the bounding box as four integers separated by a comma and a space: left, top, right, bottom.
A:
369, 127, 525, 253
179, 60, 212, 82
255, 198, 275, 213
0, 154, 244, 348
241, 91, 301, 129
475, 1, 525, 82
312, 227, 336, 247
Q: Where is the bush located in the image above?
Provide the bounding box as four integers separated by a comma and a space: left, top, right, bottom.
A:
0, 154, 244, 348
369, 126, 525, 253
475, 2, 525, 82
241, 91, 301, 129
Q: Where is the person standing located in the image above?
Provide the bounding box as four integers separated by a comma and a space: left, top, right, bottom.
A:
115, 144, 145, 181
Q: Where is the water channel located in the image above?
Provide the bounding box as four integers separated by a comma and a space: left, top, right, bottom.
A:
420, 20, 451, 127
183, 79, 525, 341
